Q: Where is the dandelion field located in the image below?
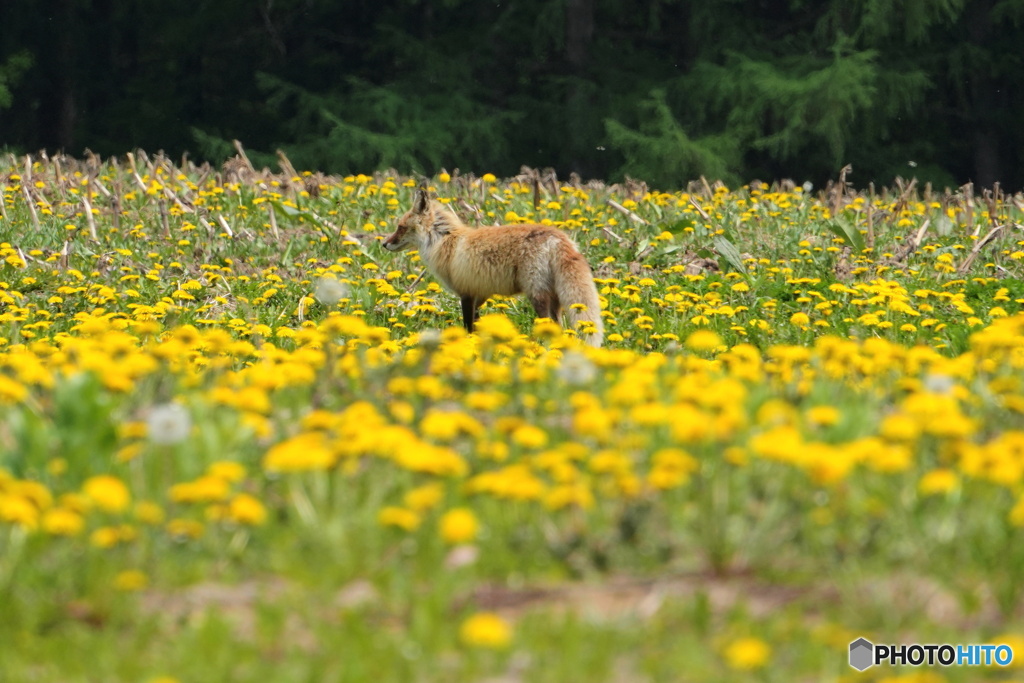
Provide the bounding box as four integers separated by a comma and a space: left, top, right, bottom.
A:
2, 152, 1024, 682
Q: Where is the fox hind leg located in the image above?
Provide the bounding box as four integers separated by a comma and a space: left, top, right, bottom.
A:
530, 292, 560, 322
461, 296, 480, 333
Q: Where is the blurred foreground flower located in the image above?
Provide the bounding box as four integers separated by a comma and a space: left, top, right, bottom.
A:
229, 493, 268, 526
918, 469, 959, 496
440, 508, 479, 544
83, 475, 131, 513
114, 569, 148, 591
723, 637, 772, 670
460, 612, 512, 648
475, 314, 520, 343
686, 329, 723, 353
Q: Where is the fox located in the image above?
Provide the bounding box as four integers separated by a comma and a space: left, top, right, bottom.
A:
383, 188, 604, 347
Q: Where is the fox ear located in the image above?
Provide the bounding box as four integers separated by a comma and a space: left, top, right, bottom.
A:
413, 187, 430, 214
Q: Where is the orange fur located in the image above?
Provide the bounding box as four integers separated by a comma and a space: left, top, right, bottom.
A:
384, 190, 604, 346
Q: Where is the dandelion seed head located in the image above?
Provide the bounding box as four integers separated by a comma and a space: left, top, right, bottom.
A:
417, 328, 442, 349
923, 373, 955, 395
557, 351, 597, 386
147, 403, 192, 445
314, 276, 349, 305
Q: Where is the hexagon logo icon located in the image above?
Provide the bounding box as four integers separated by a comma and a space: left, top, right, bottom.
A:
849, 637, 874, 671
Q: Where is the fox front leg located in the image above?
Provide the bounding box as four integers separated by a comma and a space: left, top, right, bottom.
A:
461, 296, 480, 333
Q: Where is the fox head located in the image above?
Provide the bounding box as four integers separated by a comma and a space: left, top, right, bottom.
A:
383, 188, 432, 252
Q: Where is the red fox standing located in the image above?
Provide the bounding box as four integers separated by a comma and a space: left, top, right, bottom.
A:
383, 188, 604, 347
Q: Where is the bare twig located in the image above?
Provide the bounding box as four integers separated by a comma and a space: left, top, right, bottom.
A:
126, 152, 148, 192
688, 196, 711, 223
233, 140, 256, 174
217, 214, 235, 239
458, 199, 483, 222
159, 199, 170, 238
957, 224, 1006, 275
893, 219, 930, 263
21, 183, 41, 232
276, 149, 298, 179
265, 205, 279, 240
601, 227, 625, 243
608, 199, 648, 225
405, 269, 428, 293
866, 202, 875, 250
82, 194, 99, 242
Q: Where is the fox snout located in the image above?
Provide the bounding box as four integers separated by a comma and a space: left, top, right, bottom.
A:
382, 230, 408, 251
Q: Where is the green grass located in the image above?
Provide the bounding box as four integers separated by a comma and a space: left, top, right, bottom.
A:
1, 155, 1024, 682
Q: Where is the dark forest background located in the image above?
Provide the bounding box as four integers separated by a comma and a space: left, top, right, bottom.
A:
0, 0, 1021, 189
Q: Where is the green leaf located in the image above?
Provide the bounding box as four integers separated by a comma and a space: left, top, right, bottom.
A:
268, 200, 331, 240
713, 235, 748, 278
635, 237, 651, 259
664, 218, 695, 235
936, 214, 954, 237
269, 200, 302, 219
826, 217, 865, 252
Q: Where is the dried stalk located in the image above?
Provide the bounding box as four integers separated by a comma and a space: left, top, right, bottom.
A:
608, 199, 648, 224
957, 224, 1006, 275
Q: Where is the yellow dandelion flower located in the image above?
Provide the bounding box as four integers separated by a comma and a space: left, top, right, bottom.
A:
0, 374, 28, 403
90, 526, 123, 548
685, 329, 723, 352
723, 637, 772, 670
207, 461, 246, 483
378, 506, 421, 531
41, 507, 85, 536
166, 518, 205, 540
544, 483, 595, 510
459, 612, 511, 648
115, 443, 144, 463
169, 476, 229, 503
919, 469, 959, 496
420, 410, 464, 442
511, 424, 548, 449
263, 433, 335, 472
404, 483, 444, 512
474, 313, 520, 342
135, 501, 166, 525
879, 413, 921, 442
12, 480, 52, 510
440, 508, 479, 544
82, 475, 131, 513
989, 634, 1024, 667
0, 494, 39, 529
806, 405, 841, 427
114, 569, 149, 591
228, 493, 267, 526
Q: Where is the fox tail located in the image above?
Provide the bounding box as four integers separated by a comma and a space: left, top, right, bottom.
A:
555, 247, 604, 347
